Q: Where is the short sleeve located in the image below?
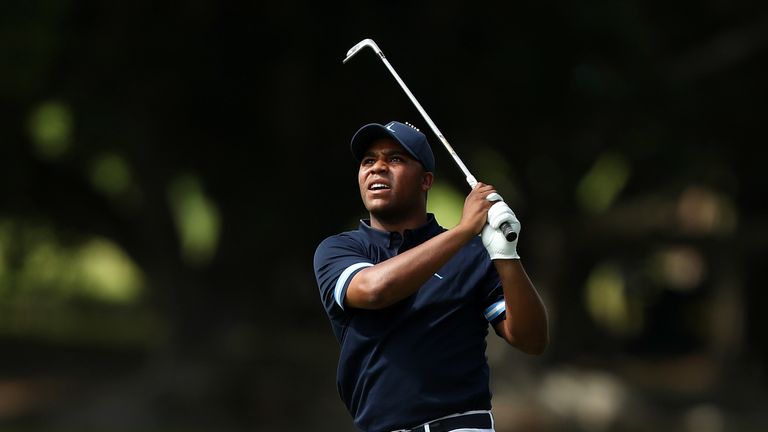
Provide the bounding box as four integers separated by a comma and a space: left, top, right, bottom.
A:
478, 254, 506, 326
313, 234, 374, 316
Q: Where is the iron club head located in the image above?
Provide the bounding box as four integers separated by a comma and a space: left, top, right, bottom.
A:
343, 38, 382, 63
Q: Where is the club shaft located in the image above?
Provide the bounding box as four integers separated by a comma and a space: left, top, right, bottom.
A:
344, 39, 518, 242
376, 53, 478, 188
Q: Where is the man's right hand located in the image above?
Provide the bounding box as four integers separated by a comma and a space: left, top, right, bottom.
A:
457, 182, 497, 237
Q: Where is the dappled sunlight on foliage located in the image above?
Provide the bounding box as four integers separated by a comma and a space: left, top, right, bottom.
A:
167, 175, 221, 266
0, 220, 160, 347
676, 185, 737, 236
577, 152, 630, 215
585, 261, 643, 336
88, 152, 134, 198
0, 220, 143, 304
426, 183, 464, 228
27, 100, 73, 161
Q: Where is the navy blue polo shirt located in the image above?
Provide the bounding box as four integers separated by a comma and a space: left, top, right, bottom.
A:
313, 214, 506, 432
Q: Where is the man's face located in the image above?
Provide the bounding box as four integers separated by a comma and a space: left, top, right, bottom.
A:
358, 138, 433, 220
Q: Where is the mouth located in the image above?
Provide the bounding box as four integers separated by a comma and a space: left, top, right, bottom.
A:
368, 182, 391, 191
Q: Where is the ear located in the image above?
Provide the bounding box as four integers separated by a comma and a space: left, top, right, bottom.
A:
421, 171, 434, 192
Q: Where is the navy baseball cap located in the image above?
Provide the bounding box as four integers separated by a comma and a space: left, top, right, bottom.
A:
351, 121, 436, 172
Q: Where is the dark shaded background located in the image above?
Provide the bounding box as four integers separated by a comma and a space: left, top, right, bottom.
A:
1, 1, 767, 431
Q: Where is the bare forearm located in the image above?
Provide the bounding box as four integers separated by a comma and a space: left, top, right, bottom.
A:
494, 260, 549, 354
346, 226, 475, 309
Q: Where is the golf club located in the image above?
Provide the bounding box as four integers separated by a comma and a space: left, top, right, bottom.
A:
343, 38, 517, 242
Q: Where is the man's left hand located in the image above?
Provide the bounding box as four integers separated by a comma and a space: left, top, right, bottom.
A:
481, 202, 520, 260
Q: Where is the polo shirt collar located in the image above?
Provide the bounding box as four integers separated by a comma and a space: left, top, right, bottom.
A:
359, 213, 443, 249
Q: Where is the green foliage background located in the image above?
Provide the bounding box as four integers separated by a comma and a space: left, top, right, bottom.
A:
1, 1, 766, 431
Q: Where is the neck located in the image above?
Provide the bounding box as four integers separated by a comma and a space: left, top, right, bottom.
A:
369, 208, 428, 234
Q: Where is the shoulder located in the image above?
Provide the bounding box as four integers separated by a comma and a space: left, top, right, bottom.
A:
314, 230, 366, 260
316, 229, 364, 250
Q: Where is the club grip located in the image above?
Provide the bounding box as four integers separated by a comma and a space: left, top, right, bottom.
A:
500, 221, 518, 242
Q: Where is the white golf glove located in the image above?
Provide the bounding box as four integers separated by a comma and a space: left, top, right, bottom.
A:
481, 201, 521, 260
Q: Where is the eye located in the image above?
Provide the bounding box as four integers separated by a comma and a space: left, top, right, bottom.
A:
390, 155, 404, 162
362, 158, 375, 165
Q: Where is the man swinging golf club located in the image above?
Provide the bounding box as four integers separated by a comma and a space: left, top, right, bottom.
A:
313, 120, 549, 432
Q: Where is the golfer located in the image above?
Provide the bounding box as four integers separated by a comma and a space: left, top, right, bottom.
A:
313, 121, 548, 432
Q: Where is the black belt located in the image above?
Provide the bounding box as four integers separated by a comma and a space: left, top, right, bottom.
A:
407, 412, 492, 432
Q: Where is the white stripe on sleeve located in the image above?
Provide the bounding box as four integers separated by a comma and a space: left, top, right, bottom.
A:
484, 300, 506, 321
334, 262, 374, 309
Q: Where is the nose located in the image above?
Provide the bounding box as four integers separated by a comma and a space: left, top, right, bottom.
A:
371, 158, 388, 173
